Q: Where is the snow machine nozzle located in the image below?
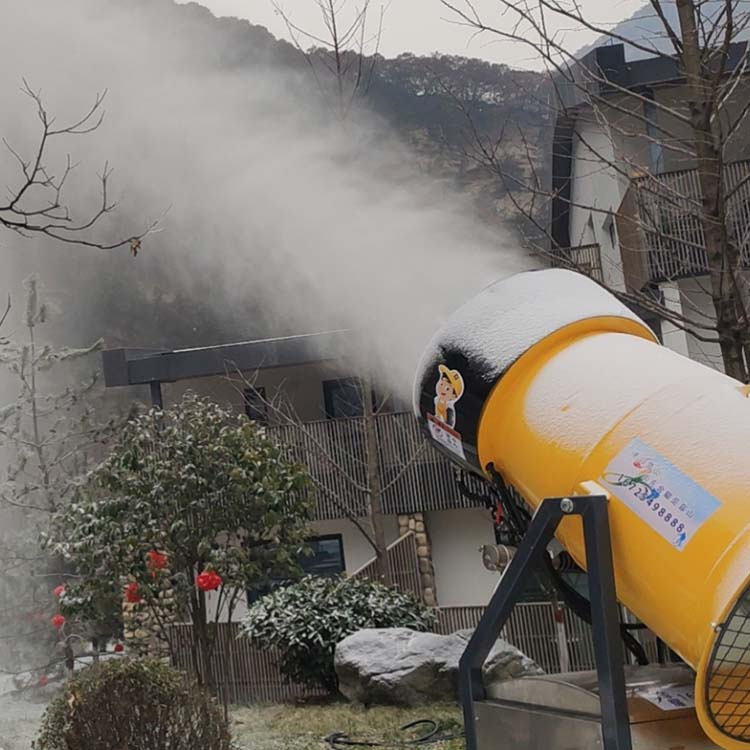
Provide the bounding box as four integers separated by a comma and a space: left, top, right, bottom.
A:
413, 268, 750, 750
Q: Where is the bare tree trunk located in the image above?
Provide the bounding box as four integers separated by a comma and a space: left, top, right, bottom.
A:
675, 0, 747, 379
362, 374, 392, 586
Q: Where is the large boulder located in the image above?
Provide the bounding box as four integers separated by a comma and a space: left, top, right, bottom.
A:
334, 627, 542, 706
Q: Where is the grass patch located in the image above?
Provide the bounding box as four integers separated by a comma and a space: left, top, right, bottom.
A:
231, 701, 465, 750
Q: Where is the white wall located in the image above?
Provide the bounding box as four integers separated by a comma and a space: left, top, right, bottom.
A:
311, 516, 401, 574
659, 281, 691, 358
207, 515, 401, 623
427, 507, 498, 607
569, 117, 629, 291
679, 277, 724, 372
658, 278, 724, 372
162, 359, 358, 422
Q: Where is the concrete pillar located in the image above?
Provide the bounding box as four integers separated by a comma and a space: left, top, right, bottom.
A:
659, 281, 691, 358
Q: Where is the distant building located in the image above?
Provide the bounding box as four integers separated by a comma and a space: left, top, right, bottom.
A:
550, 42, 750, 371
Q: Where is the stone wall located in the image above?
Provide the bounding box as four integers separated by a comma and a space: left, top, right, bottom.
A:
122, 579, 176, 659
397, 513, 437, 606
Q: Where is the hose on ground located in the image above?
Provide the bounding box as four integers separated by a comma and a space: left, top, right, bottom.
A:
324, 719, 464, 747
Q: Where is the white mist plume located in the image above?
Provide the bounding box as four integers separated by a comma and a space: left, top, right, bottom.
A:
0, 0, 529, 398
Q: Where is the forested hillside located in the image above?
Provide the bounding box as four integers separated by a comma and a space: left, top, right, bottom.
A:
3, 0, 550, 350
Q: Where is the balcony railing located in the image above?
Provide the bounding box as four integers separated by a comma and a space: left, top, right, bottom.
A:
549, 244, 603, 283
633, 160, 750, 282
266, 411, 493, 521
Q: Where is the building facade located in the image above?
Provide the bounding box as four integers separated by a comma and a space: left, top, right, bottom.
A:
550, 42, 750, 372
102, 334, 504, 615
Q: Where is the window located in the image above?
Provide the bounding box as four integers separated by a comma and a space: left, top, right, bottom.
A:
322, 377, 391, 418
246, 535, 345, 604
643, 96, 664, 173
243, 387, 268, 424
301, 535, 346, 577
605, 213, 617, 249
323, 377, 365, 418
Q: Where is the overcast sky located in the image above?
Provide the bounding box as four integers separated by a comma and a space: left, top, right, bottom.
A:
177, 0, 645, 69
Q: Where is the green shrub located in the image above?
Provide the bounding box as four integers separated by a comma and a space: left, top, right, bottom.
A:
34, 658, 231, 750
242, 575, 436, 693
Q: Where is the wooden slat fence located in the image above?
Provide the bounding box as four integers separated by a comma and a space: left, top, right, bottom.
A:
170, 603, 661, 704
349, 531, 422, 601
266, 412, 493, 521
170, 622, 326, 704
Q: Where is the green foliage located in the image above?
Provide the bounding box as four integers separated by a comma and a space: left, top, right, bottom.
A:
45, 393, 313, 685
33, 658, 231, 750
242, 575, 436, 693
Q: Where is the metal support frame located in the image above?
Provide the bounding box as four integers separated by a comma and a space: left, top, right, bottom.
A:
459, 495, 632, 750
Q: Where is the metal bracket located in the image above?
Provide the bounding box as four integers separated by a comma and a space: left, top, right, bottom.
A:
459, 495, 632, 750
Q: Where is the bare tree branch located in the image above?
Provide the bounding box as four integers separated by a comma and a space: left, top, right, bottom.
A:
272, 0, 386, 119
0, 80, 160, 251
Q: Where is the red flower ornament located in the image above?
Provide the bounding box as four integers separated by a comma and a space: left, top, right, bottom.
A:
196, 571, 222, 592
124, 582, 142, 604
53, 585, 65, 599
114, 643, 124, 653
51, 614, 65, 630
147, 550, 168, 572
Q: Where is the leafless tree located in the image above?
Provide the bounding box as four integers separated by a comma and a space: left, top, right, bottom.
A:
441, 0, 750, 380
0, 277, 121, 677
273, 0, 386, 119
0, 296, 10, 332
1, 80, 159, 252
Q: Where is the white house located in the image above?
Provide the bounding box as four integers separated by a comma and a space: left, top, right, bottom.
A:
550, 42, 750, 373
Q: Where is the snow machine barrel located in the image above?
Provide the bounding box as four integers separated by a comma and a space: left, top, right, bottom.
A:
413, 268, 750, 750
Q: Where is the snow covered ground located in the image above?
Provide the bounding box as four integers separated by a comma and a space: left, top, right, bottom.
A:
0, 696, 44, 750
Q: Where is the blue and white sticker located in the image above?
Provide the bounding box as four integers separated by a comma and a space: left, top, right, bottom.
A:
601, 438, 720, 551
637, 684, 695, 711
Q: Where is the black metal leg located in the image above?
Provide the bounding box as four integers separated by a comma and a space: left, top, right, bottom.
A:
459, 495, 632, 750
459, 498, 566, 750
583, 502, 632, 750
150, 380, 164, 409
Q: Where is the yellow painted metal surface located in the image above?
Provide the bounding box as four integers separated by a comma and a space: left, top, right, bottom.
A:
474, 316, 750, 750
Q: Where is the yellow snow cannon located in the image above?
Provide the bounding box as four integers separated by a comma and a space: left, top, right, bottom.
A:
414, 268, 750, 750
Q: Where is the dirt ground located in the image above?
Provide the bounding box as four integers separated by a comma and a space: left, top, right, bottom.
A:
231, 702, 464, 750
0, 698, 463, 750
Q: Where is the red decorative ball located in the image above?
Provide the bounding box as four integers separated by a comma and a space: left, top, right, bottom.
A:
113, 643, 124, 653
196, 571, 222, 592
124, 582, 142, 604
147, 550, 168, 571
51, 614, 65, 630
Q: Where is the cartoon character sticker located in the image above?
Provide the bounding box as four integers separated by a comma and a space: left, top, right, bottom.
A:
433, 364, 464, 428
427, 365, 466, 460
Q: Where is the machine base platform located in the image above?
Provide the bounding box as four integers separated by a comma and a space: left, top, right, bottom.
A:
474, 665, 717, 750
